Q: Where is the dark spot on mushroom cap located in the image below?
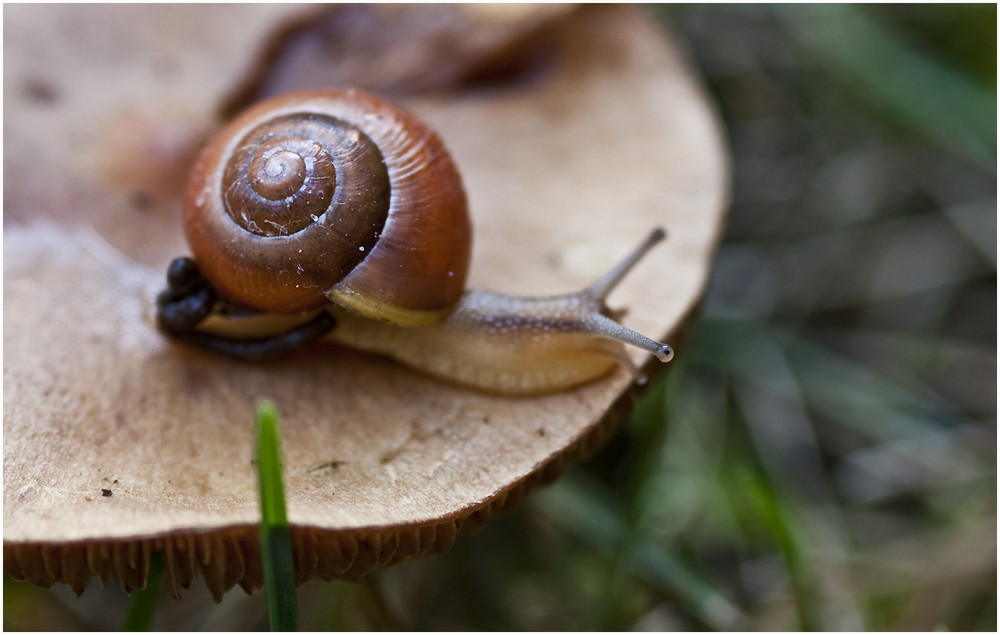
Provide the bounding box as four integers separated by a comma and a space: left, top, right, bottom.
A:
23, 77, 59, 104
131, 191, 154, 211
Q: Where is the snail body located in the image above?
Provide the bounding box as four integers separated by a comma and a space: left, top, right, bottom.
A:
161, 89, 672, 396
324, 228, 672, 395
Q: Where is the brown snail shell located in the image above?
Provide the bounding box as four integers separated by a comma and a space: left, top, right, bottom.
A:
183, 89, 471, 324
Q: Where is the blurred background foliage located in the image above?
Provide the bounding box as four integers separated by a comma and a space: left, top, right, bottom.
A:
5, 4, 996, 630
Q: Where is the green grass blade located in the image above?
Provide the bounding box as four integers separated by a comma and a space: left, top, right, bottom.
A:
534, 474, 747, 630
734, 465, 821, 631
121, 552, 162, 631
781, 5, 996, 168
256, 399, 298, 631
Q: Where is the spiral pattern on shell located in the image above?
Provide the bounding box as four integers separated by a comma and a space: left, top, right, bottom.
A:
183, 90, 471, 319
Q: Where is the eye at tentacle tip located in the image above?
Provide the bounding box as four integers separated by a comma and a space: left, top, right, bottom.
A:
617, 341, 672, 383
655, 344, 674, 363
611, 334, 673, 388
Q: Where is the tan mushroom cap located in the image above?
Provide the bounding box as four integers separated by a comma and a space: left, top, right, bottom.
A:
3, 5, 729, 600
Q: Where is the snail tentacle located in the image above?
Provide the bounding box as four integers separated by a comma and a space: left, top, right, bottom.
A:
576, 228, 673, 363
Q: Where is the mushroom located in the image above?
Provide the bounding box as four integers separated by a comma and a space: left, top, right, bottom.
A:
3, 4, 728, 601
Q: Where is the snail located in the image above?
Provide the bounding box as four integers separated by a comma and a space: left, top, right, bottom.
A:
157, 89, 673, 396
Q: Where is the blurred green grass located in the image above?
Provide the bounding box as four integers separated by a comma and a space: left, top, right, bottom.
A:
4, 4, 995, 630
